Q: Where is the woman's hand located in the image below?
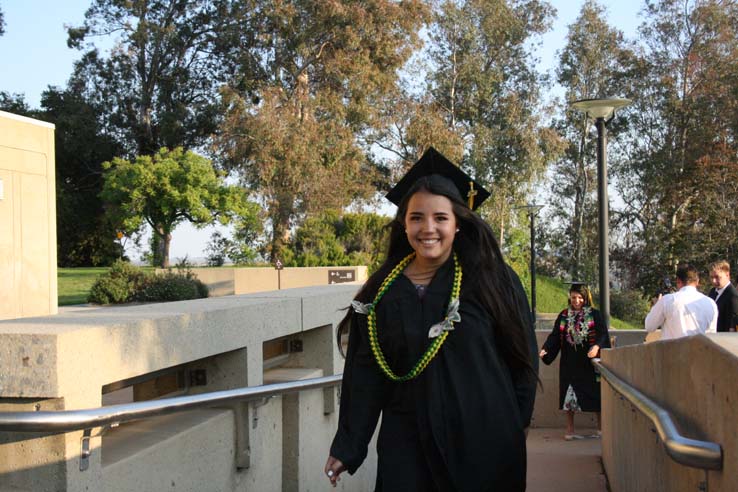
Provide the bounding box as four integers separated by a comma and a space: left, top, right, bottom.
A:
324, 456, 346, 487
587, 344, 600, 359
538, 348, 547, 359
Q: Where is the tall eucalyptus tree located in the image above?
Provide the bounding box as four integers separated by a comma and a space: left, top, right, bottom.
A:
550, 0, 632, 280
215, 0, 428, 259
425, 0, 560, 245
67, 0, 242, 156
612, 0, 738, 291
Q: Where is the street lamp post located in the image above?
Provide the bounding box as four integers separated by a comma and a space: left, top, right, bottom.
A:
516, 203, 543, 321
275, 258, 284, 289
570, 97, 631, 328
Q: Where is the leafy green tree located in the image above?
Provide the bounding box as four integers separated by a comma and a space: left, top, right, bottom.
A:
0, 92, 32, 115
67, 0, 238, 156
204, 231, 230, 266
204, 202, 265, 266
0, 5, 5, 36
284, 211, 390, 270
0, 88, 127, 266
216, 0, 428, 260
291, 213, 349, 267
42, 86, 127, 266
228, 201, 265, 264
610, 0, 738, 292
101, 147, 253, 267
338, 213, 391, 258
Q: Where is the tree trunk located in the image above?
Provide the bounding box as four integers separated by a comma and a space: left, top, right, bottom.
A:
270, 201, 292, 263
155, 226, 171, 268
498, 200, 506, 249
134, 3, 156, 155
571, 128, 588, 279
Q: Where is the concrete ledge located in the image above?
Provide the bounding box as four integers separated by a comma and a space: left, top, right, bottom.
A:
0, 285, 359, 405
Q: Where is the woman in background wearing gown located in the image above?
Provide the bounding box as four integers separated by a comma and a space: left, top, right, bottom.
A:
323, 147, 539, 491
539, 282, 610, 440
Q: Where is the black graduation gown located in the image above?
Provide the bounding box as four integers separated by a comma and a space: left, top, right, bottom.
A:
540, 308, 609, 412
330, 259, 538, 492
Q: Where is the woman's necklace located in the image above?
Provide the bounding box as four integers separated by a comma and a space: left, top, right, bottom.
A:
404, 260, 440, 285
560, 307, 594, 347
358, 252, 462, 382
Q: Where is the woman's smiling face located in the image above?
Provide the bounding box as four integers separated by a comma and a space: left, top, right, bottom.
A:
404, 191, 457, 264
569, 291, 585, 311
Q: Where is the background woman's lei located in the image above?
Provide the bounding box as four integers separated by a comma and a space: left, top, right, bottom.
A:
560, 306, 594, 347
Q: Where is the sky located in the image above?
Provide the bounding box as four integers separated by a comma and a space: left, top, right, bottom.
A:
0, 0, 643, 262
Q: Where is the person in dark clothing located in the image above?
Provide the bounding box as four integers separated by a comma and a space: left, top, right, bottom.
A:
708, 260, 738, 332
539, 282, 610, 440
324, 147, 539, 491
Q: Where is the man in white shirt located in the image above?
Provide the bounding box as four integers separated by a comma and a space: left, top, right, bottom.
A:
645, 264, 718, 340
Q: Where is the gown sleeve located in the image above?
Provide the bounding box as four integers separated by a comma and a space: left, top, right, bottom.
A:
540, 313, 563, 365
592, 309, 611, 350
329, 311, 390, 474
508, 267, 539, 428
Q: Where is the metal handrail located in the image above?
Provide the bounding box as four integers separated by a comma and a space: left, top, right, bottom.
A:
593, 358, 722, 470
0, 374, 342, 433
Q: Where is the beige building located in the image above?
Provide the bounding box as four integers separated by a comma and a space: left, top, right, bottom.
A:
0, 110, 58, 320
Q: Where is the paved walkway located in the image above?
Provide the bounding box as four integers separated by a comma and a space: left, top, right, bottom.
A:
527, 428, 608, 492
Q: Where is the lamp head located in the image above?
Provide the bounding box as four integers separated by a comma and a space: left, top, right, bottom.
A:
570, 97, 632, 120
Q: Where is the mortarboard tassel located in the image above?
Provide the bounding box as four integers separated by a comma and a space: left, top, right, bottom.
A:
467, 181, 477, 209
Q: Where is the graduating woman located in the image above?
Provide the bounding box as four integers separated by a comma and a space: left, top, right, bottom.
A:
324, 147, 539, 491
539, 282, 610, 440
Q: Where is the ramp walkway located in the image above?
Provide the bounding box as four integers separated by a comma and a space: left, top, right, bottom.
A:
527, 428, 608, 492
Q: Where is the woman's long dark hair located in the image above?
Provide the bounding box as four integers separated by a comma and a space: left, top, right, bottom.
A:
337, 175, 537, 380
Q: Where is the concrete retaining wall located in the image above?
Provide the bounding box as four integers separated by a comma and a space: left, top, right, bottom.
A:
0, 285, 377, 492
600, 334, 738, 492
173, 266, 369, 297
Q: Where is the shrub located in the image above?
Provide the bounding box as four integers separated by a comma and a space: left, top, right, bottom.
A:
610, 289, 650, 326
87, 260, 148, 304
195, 276, 209, 298
132, 272, 208, 302
87, 259, 208, 304
133, 260, 209, 302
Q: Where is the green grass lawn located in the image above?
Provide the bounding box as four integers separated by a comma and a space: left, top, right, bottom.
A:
58, 267, 110, 305
58, 266, 156, 305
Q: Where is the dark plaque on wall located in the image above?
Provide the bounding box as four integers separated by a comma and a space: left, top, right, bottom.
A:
328, 269, 356, 284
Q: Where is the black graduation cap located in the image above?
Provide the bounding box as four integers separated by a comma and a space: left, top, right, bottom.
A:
565, 280, 590, 290
385, 147, 491, 210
